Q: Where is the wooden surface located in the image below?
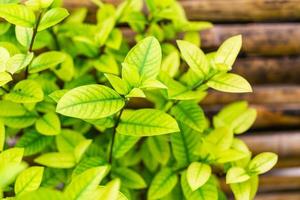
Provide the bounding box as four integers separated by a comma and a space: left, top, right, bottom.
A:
64, 0, 300, 22
62, 0, 300, 197
122, 24, 300, 56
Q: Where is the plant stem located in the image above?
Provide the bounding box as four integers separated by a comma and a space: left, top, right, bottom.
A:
25, 12, 42, 78
108, 103, 127, 164
0, 87, 9, 93
49, 28, 60, 50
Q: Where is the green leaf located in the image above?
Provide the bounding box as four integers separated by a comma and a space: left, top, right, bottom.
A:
15, 26, 33, 48
161, 51, 180, 77
213, 101, 256, 134
215, 35, 242, 70
124, 36, 162, 82
171, 123, 200, 167
207, 73, 252, 93
248, 152, 278, 175
0, 47, 10, 71
106, 28, 123, 50
5, 80, 44, 103
181, 172, 218, 200
205, 126, 233, 152
3, 113, 37, 129
230, 176, 258, 200
96, 179, 120, 200
105, 74, 130, 95
112, 134, 140, 158
112, 167, 146, 189
74, 139, 92, 162
29, 51, 66, 73
125, 88, 145, 98
216, 149, 248, 164
0, 147, 24, 165
72, 157, 107, 177
56, 84, 125, 119
0, 72, 12, 87
226, 167, 250, 184
146, 136, 170, 165
64, 166, 109, 200
186, 162, 211, 191
16, 188, 64, 200
15, 166, 44, 195
139, 79, 167, 90
0, 4, 36, 27
16, 130, 52, 156
95, 17, 115, 47
0, 121, 4, 151
117, 109, 179, 136
171, 101, 206, 132
38, 8, 69, 31
6, 53, 34, 74
35, 112, 61, 136
177, 40, 209, 78
148, 168, 178, 199
0, 100, 26, 117
55, 129, 85, 152
34, 152, 76, 168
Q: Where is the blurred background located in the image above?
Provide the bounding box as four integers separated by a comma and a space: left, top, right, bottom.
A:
63, 0, 300, 199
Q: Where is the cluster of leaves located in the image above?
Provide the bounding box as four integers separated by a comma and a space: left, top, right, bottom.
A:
0, 0, 278, 199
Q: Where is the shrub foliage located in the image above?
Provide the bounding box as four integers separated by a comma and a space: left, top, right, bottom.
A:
0, 0, 277, 199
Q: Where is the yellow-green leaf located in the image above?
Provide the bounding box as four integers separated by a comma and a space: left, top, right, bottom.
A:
14, 166, 44, 195
5, 80, 44, 103
186, 162, 211, 191
0, 4, 36, 27
35, 112, 61, 136
117, 109, 179, 136
207, 73, 252, 93
56, 84, 125, 119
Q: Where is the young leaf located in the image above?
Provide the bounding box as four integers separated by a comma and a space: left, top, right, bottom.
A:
117, 109, 179, 136
34, 152, 76, 168
74, 139, 92, 162
171, 101, 206, 132
38, 8, 69, 31
181, 172, 218, 200
55, 129, 85, 152
15, 26, 33, 48
206, 126, 233, 151
230, 176, 258, 200
6, 53, 34, 74
112, 167, 147, 189
207, 73, 252, 93
35, 112, 61, 136
97, 179, 121, 200
226, 167, 250, 184
186, 162, 211, 191
248, 152, 278, 175
215, 35, 242, 70
29, 51, 66, 73
124, 36, 162, 82
14, 166, 44, 195
177, 40, 209, 78
0, 4, 36, 27
5, 80, 44, 103
0, 72, 12, 87
56, 85, 125, 119
63, 166, 109, 200
105, 74, 130, 95
148, 168, 178, 199
0, 47, 10, 71
161, 51, 180, 77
